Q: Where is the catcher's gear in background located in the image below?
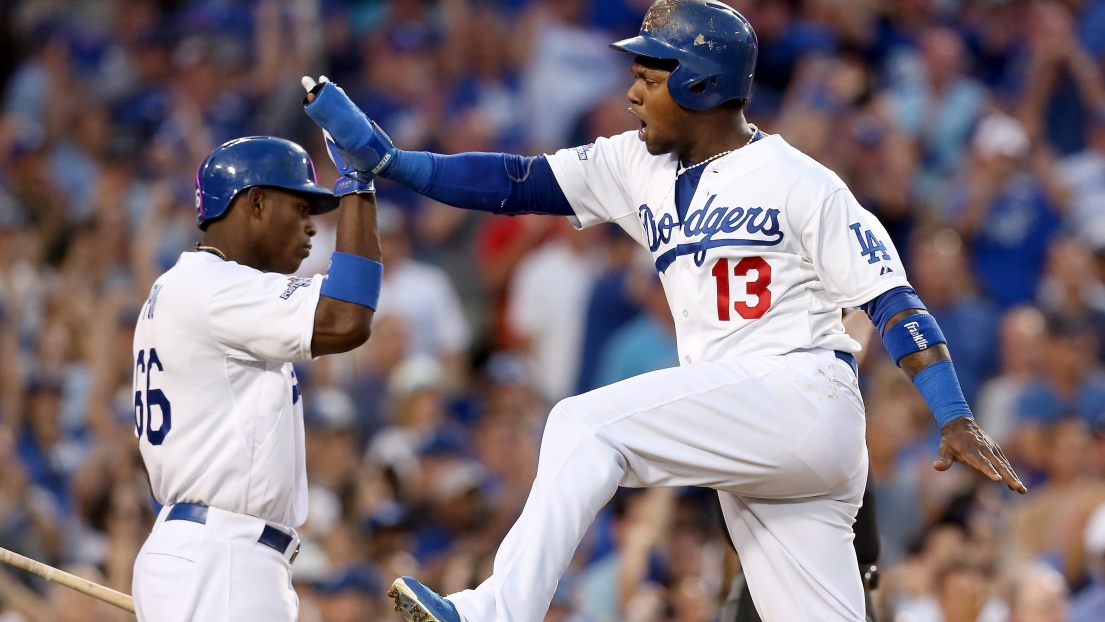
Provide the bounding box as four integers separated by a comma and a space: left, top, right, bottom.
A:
609, 0, 757, 110
194, 135, 338, 229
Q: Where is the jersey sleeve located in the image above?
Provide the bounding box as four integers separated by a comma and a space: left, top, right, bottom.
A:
545, 132, 638, 230
801, 188, 912, 307
206, 272, 323, 363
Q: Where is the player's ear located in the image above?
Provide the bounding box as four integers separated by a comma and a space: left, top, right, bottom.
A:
246, 186, 267, 220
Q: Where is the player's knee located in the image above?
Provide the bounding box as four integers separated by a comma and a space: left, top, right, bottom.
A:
547, 398, 580, 427
545, 397, 601, 439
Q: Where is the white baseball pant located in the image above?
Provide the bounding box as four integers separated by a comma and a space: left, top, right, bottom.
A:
448, 348, 869, 622
132, 505, 299, 622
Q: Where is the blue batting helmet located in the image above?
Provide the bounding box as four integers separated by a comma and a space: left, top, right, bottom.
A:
195, 136, 338, 229
611, 0, 758, 111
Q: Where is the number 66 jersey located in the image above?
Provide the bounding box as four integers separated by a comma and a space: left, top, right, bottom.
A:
546, 131, 910, 366
132, 252, 323, 529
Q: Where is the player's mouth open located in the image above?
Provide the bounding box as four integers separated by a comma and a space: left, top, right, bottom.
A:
638, 119, 648, 139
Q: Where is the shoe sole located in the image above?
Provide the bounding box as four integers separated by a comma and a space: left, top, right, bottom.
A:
388, 580, 445, 622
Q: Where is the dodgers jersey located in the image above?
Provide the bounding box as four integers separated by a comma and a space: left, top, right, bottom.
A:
546, 131, 910, 365
132, 252, 322, 528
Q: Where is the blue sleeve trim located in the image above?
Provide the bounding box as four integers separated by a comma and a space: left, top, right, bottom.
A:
912, 359, 973, 428
861, 286, 926, 333
383, 150, 573, 216
320, 252, 383, 310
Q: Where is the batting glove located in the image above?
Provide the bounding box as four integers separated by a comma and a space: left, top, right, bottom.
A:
302, 76, 397, 181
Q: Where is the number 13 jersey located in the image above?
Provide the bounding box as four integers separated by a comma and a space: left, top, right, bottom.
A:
545, 132, 910, 365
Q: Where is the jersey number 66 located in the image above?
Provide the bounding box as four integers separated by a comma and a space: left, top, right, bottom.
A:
134, 348, 172, 445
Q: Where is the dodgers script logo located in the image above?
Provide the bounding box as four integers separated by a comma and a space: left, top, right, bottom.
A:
640, 194, 784, 272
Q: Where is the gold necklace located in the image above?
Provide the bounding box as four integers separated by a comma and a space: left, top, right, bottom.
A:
676, 124, 759, 178
195, 243, 228, 261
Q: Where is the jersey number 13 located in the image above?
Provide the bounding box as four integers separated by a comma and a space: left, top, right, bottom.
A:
134, 348, 172, 445
711, 256, 771, 321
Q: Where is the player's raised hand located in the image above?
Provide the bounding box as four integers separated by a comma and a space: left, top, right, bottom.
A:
934, 417, 1027, 494
302, 77, 374, 196
301, 75, 397, 180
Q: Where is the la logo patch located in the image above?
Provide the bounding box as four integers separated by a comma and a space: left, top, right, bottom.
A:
849, 223, 891, 264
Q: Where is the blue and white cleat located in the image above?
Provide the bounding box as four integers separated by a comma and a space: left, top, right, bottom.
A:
388, 577, 467, 622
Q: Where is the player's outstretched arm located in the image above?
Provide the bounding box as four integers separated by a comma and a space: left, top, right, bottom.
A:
304, 80, 382, 357
880, 307, 1027, 494
301, 76, 574, 217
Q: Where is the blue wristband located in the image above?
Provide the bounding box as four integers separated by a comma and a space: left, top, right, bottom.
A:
320, 252, 383, 310
882, 313, 946, 366
912, 359, 973, 428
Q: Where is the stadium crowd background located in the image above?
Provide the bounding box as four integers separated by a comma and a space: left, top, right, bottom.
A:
0, 0, 1104, 620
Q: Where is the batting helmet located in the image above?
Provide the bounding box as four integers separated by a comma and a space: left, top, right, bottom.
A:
610, 0, 758, 111
195, 136, 338, 229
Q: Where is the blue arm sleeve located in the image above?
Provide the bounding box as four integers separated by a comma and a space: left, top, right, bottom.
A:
861, 285, 926, 332
383, 150, 574, 216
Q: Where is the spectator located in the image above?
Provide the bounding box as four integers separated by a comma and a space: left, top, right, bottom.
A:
907, 227, 998, 403
16, 376, 84, 515
1008, 563, 1069, 622
366, 354, 464, 503
594, 255, 678, 388
948, 114, 1063, 308
575, 227, 643, 393
884, 26, 987, 201
1011, 418, 1105, 574
1016, 0, 1105, 157
506, 219, 603, 402
1015, 315, 1105, 450
374, 204, 471, 385
514, 0, 623, 152
1070, 501, 1105, 621
1057, 111, 1105, 232
974, 306, 1047, 447
312, 564, 386, 622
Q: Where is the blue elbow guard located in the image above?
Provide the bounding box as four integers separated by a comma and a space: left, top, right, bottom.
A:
882, 313, 946, 366
912, 360, 973, 428
320, 252, 383, 310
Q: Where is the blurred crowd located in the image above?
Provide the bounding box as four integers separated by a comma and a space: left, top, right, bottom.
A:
1, 0, 1105, 620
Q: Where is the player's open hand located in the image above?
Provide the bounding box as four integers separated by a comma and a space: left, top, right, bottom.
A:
935, 418, 1027, 494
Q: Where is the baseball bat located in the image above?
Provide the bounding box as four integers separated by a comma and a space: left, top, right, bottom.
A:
0, 546, 135, 613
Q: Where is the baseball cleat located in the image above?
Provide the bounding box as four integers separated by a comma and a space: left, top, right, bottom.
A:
388, 577, 467, 622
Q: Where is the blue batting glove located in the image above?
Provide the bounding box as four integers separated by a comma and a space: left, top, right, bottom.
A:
323, 131, 375, 196
302, 76, 397, 179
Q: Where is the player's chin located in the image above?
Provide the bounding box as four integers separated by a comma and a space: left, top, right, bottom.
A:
277, 250, 308, 274
643, 136, 673, 156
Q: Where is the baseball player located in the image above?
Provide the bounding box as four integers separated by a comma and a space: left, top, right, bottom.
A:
304, 1, 1026, 620
130, 135, 382, 621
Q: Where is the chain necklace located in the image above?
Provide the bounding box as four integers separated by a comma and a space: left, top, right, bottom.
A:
675, 124, 759, 178
195, 243, 228, 261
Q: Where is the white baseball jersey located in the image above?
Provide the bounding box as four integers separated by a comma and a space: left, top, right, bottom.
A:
132, 251, 323, 528
545, 131, 910, 365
